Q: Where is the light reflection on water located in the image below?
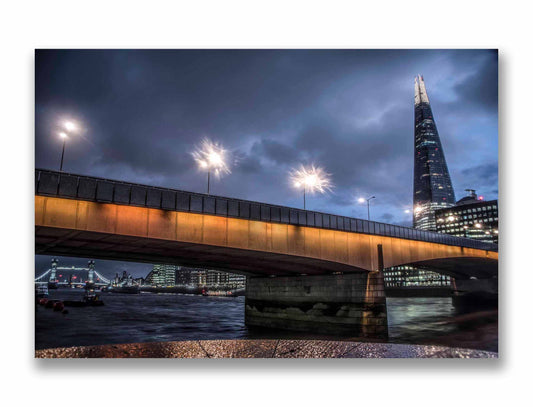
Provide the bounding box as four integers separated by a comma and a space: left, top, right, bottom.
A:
35, 289, 497, 351
387, 297, 456, 339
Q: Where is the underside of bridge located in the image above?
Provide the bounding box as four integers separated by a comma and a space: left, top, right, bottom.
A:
393, 257, 498, 280
35, 226, 367, 277
35, 225, 498, 280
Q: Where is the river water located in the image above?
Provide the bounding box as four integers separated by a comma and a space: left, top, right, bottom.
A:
35, 289, 498, 352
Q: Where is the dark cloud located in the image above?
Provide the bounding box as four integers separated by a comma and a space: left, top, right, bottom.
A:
458, 162, 499, 197
35, 49, 498, 277
251, 138, 300, 166
452, 50, 498, 111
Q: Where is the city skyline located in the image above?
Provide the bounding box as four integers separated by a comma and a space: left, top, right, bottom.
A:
35, 49, 498, 277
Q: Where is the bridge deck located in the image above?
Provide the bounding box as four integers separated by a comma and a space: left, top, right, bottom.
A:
35, 169, 497, 252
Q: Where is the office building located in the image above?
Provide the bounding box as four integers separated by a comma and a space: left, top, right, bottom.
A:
435, 189, 498, 244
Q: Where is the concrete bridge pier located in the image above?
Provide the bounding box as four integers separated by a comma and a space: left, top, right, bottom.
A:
244, 245, 388, 338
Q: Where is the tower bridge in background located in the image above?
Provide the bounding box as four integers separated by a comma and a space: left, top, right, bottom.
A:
34, 259, 110, 287
35, 169, 498, 337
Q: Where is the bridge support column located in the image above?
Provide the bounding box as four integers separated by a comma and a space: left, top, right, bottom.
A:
245, 272, 388, 337
245, 245, 388, 338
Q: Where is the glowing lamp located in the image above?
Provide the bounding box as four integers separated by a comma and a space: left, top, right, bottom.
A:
289, 164, 332, 210
290, 165, 332, 195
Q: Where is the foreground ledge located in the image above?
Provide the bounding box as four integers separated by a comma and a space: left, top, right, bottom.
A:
35, 339, 497, 359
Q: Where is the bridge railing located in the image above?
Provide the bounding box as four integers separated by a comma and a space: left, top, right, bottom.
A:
35, 169, 498, 252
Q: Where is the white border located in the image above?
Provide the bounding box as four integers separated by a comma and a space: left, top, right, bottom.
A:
1, 1, 530, 406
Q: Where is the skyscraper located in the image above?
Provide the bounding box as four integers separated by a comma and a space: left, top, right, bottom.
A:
413, 75, 456, 230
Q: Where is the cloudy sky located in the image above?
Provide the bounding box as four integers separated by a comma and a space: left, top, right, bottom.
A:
35, 49, 498, 277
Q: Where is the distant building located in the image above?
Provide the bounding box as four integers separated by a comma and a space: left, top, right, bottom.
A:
174, 267, 246, 289
385, 266, 451, 289
113, 270, 136, 286
435, 190, 498, 244
143, 265, 246, 289
174, 267, 205, 286
204, 270, 246, 288
144, 264, 178, 286
227, 273, 247, 289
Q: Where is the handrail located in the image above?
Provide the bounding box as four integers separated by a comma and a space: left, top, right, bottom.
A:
35, 168, 498, 252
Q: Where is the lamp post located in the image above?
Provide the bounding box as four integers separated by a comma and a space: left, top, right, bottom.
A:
192, 139, 230, 195
58, 121, 77, 172
293, 182, 307, 209
59, 132, 67, 172
359, 196, 375, 221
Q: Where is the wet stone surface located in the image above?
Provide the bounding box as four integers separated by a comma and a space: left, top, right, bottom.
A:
199, 340, 278, 358
35, 339, 498, 359
274, 340, 358, 358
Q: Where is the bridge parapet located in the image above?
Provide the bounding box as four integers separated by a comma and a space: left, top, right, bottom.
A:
35, 169, 497, 252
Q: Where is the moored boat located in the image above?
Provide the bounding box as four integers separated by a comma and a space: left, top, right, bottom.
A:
63, 290, 105, 306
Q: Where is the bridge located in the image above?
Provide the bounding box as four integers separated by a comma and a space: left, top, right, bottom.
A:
34, 260, 111, 287
35, 169, 498, 337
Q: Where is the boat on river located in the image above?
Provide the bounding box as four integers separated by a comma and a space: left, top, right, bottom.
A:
63, 289, 104, 307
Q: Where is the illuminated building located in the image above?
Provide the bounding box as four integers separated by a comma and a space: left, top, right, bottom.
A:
144, 264, 178, 286
227, 273, 247, 289
384, 267, 451, 289
413, 75, 456, 231
435, 190, 498, 244
174, 267, 246, 289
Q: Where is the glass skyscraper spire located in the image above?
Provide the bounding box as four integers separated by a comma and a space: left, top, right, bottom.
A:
413, 75, 456, 230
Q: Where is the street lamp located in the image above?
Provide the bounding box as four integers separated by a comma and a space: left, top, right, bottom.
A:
359, 196, 375, 221
290, 164, 332, 210
192, 139, 231, 194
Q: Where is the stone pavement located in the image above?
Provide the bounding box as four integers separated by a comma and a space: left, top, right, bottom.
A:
35, 339, 497, 358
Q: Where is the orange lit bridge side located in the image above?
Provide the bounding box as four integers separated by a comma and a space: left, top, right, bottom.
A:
35, 196, 497, 279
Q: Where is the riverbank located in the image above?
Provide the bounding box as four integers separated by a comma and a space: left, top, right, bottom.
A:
35, 339, 497, 358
